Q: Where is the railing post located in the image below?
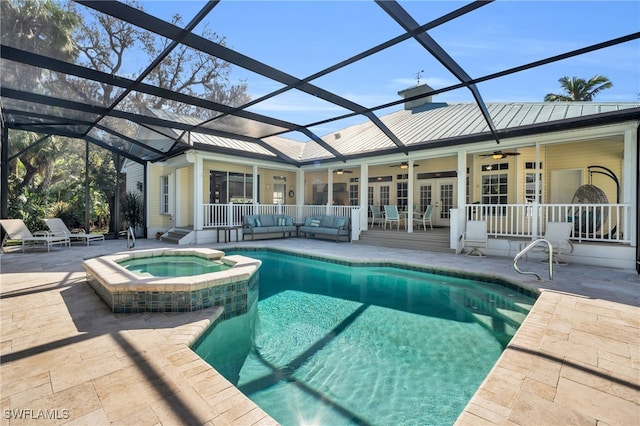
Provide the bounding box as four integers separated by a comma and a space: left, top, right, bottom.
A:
227, 202, 234, 226
531, 202, 540, 239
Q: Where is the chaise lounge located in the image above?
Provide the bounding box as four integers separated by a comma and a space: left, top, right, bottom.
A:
0, 218, 70, 252
44, 218, 105, 246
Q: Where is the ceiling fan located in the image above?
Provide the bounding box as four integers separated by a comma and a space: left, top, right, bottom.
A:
333, 169, 353, 175
389, 161, 420, 170
480, 151, 521, 160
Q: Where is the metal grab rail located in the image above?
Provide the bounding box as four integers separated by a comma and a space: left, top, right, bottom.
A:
513, 239, 553, 281
127, 226, 136, 249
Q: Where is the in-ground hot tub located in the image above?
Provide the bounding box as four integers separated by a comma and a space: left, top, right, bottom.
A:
83, 248, 260, 316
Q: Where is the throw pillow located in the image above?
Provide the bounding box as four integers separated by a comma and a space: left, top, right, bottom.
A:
336, 218, 346, 227
254, 217, 261, 227
310, 219, 321, 227
277, 217, 286, 226
285, 217, 293, 226
304, 217, 314, 226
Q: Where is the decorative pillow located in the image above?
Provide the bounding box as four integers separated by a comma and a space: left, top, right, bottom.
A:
310, 219, 321, 227
304, 217, 314, 226
285, 216, 293, 226
335, 218, 346, 227
277, 217, 286, 226
254, 217, 261, 227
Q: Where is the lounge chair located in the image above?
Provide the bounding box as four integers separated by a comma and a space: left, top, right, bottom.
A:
0, 219, 70, 252
419, 205, 433, 230
539, 221, 574, 265
461, 220, 488, 256
43, 218, 105, 246
383, 205, 405, 230
369, 205, 383, 228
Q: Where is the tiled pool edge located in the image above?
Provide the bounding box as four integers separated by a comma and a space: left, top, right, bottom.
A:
83, 248, 260, 315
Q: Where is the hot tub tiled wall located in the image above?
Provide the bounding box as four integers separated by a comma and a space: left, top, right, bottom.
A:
83, 248, 261, 315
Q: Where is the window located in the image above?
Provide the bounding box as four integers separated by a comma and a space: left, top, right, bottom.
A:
273, 176, 286, 204
481, 162, 509, 206
524, 162, 543, 203
379, 185, 390, 206
349, 179, 359, 206
160, 175, 169, 214
525, 173, 543, 203
209, 171, 256, 204
419, 184, 433, 213
395, 182, 407, 211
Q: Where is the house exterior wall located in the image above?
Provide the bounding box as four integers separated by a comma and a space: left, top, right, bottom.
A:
176, 167, 193, 228
126, 118, 637, 270
147, 163, 174, 232
257, 168, 297, 205
123, 162, 144, 196
544, 138, 623, 204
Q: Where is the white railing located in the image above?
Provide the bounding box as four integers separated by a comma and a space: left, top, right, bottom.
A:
202, 203, 361, 235
464, 203, 631, 243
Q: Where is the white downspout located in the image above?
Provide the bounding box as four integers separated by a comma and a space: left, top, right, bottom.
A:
193, 152, 204, 240
453, 149, 467, 252
360, 163, 369, 230
407, 160, 414, 233
623, 127, 638, 247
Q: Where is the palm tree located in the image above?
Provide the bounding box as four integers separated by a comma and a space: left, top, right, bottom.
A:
544, 75, 613, 101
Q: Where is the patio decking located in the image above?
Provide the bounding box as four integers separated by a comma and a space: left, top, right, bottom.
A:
1, 238, 638, 425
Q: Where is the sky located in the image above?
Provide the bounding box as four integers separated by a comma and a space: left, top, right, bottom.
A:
126, 1, 640, 140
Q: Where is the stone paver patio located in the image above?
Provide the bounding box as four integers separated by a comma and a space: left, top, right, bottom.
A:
1, 238, 638, 425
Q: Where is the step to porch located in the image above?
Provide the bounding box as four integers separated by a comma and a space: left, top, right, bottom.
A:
354, 227, 453, 253
160, 227, 192, 244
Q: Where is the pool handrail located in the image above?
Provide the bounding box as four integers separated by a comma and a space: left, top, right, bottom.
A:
513, 239, 553, 281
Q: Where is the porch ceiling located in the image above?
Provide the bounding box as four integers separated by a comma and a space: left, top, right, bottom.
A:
2, 1, 639, 166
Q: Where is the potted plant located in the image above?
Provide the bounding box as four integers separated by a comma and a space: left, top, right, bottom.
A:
121, 191, 144, 237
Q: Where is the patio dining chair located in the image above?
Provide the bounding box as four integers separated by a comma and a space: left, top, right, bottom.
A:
44, 218, 105, 246
0, 218, 70, 252
369, 205, 383, 228
383, 205, 405, 230
419, 205, 433, 230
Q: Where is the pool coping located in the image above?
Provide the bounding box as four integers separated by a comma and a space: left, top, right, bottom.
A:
1, 239, 638, 425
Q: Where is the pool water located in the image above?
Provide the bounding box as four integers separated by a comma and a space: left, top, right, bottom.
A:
194, 250, 536, 425
117, 255, 230, 277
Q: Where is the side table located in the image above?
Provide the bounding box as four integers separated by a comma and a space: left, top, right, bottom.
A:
216, 225, 242, 243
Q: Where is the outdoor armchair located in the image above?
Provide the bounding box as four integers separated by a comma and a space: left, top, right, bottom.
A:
538, 221, 574, 265
461, 220, 488, 256
419, 205, 434, 230
369, 205, 383, 228
383, 205, 405, 230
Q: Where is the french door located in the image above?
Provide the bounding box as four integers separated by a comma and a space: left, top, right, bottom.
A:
368, 182, 390, 208
418, 178, 456, 226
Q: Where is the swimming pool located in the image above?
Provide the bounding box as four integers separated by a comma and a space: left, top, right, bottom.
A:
193, 249, 537, 425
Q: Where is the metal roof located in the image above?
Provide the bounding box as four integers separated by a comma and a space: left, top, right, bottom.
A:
2, 1, 639, 167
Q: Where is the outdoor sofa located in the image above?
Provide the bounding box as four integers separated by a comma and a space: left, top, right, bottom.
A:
298, 215, 351, 242
242, 214, 297, 240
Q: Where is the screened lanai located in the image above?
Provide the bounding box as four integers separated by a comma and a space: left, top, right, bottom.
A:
2, 1, 640, 255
